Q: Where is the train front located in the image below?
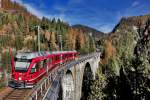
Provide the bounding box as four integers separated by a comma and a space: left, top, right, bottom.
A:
9, 53, 33, 88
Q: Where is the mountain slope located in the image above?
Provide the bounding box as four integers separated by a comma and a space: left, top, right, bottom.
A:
72, 24, 106, 40
112, 14, 150, 33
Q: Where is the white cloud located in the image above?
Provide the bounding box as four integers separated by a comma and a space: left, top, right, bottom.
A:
132, 1, 139, 7
98, 24, 114, 33
11, 0, 44, 18
122, 2, 146, 18
11, 0, 67, 21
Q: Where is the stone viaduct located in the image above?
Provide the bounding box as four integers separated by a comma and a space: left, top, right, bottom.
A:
44, 53, 101, 100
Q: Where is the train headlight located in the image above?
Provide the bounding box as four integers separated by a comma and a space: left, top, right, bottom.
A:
19, 77, 21, 81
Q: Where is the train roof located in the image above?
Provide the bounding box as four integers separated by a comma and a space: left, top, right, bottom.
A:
16, 51, 77, 60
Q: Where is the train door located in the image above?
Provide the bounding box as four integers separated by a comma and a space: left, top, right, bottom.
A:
28, 62, 39, 83
37, 60, 47, 81
47, 57, 52, 72
43, 59, 49, 74
29, 60, 45, 82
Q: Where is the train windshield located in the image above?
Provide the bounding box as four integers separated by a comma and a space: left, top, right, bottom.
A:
15, 58, 31, 72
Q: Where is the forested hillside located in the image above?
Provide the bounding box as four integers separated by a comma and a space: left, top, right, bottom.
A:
0, 0, 96, 53
89, 15, 150, 100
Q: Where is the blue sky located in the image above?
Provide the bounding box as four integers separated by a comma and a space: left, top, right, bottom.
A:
12, 0, 150, 33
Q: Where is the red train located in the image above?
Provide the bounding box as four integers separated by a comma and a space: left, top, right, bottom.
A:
9, 51, 77, 88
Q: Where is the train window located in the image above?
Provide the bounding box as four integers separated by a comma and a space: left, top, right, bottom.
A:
43, 59, 47, 68
15, 61, 30, 72
39, 61, 44, 69
36, 60, 47, 69
30, 68, 36, 73
30, 64, 36, 73
31, 61, 45, 73
35, 62, 40, 71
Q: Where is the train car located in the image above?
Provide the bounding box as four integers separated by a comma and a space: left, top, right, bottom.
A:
9, 51, 77, 88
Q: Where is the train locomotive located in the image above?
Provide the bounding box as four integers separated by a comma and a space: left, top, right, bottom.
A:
9, 51, 77, 88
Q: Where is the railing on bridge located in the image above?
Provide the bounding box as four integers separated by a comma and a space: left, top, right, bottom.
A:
24, 53, 100, 100
25, 68, 59, 100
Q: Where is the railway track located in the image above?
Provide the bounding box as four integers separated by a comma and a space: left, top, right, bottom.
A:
3, 89, 31, 100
